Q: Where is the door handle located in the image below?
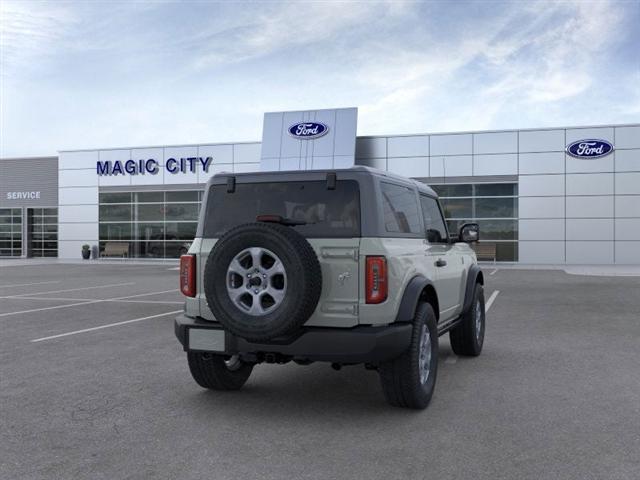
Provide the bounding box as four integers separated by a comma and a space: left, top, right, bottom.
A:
435, 259, 447, 267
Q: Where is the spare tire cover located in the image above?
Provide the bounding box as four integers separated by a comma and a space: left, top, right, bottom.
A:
204, 222, 322, 342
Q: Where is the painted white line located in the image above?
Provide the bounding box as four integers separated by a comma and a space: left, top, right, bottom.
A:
30, 310, 182, 342
444, 355, 457, 365
107, 300, 184, 305
489, 269, 498, 276
5, 297, 183, 305
0, 281, 60, 289
110, 289, 176, 300
485, 290, 500, 312
0, 300, 101, 317
0, 289, 179, 318
167, 267, 179, 271
0, 282, 136, 299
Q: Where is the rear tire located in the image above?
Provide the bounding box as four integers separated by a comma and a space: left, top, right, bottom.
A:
187, 352, 253, 390
450, 283, 485, 356
379, 303, 438, 409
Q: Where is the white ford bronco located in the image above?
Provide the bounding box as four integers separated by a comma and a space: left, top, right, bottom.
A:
175, 167, 485, 409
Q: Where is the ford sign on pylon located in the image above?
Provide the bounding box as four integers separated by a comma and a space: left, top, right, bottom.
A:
566, 139, 614, 159
288, 122, 329, 139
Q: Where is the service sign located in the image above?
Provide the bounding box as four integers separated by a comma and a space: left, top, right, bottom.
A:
566, 139, 614, 159
6, 191, 40, 200
288, 122, 329, 140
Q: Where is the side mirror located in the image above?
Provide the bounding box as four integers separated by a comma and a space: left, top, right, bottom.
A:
459, 223, 480, 243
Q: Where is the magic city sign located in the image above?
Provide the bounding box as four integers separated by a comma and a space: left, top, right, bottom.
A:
96, 157, 213, 176
566, 139, 614, 159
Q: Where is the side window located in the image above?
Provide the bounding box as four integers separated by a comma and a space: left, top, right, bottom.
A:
380, 182, 422, 234
420, 195, 449, 243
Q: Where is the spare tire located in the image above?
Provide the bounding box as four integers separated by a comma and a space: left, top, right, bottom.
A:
204, 222, 322, 342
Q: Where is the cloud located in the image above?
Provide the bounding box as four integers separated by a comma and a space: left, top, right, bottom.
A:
0, 1, 77, 72
357, 0, 634, 134
188, 1, 409, 70
0, 0, 637, 157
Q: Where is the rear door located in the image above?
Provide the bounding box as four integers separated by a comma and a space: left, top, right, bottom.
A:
420, 195, 465, 320
200, 178, 361, 327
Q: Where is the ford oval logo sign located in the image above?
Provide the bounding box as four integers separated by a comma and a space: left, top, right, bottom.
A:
288, 122, 329, 139
566, 139, 614, 159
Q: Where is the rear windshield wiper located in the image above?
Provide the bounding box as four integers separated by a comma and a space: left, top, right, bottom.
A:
256, 215, 307, 226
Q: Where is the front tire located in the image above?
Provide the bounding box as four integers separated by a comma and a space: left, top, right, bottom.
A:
187, 352, 253, 390
379, 303, 438, 409
450, 283, 485, 356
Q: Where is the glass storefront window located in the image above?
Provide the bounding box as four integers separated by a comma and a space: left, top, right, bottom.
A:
137, 204, 164, 221
166, 191, 199, 202
100, 192, 132, 203
474, 183, 518, 197
136, 222, 165, 241
428, 182, 518, 261
165, 204, 199, 221
28, 208, 57, 258
100, 204, 132, 221
136, 192, 164, 203
431, 184, 473, 198
441, 198, 473, 218
0, 208, 23, 257
475, 198, 517, 218
98, 190, 203, 258
99, 223, 132, 240
165, 222, 197, 240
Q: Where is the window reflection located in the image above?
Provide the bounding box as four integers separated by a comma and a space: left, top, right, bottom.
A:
429, 182, 518, 261
99, 190, 201, 258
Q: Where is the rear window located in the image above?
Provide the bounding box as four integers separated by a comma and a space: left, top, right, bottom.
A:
204, 180, 360, 238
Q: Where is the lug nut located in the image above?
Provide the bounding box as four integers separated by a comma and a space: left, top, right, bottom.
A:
254, 289, 259, 294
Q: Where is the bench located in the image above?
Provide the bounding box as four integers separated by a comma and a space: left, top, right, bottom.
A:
472, 242, 497, 263
101, 242, 129, 258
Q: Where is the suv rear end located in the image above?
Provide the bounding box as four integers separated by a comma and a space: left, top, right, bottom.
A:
174, 167, 485, 409
176, 168, 411, 363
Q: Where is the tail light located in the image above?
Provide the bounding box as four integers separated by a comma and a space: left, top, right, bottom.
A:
180, 254, 196, 297
366, 256, 387, 304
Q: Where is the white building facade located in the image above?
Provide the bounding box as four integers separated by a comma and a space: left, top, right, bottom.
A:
2, 119, 639, 264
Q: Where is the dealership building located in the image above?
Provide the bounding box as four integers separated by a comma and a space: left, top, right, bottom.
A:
1, 108, 639, 264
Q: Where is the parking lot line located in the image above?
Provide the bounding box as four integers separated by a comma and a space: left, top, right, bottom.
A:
30, 310, 183, 343
485, 290, 500, 311
5, 296, 183, 305
0, 282, 136, 299
0, 281, 60, 289
0, 289, 179, 318
489, 269, 498, 275
0, 300, 101, 317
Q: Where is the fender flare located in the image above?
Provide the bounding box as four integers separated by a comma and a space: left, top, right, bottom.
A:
462, 265, 484, 314
395, 275, 437, 323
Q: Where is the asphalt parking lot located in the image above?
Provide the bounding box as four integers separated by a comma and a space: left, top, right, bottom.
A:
1, 263, 639, 480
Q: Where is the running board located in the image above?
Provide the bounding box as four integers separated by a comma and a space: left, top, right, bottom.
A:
437, 315, 462, 336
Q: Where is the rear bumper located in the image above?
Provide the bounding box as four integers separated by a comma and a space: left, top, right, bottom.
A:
175, 314, 411, 364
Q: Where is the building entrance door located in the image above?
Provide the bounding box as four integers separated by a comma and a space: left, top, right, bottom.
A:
0, 208, 23, 257
26, 208, 58, 258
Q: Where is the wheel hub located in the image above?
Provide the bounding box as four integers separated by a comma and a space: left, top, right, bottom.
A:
418, 324, 431, 385
475, 299, 483, 342
226, 247, 287, 316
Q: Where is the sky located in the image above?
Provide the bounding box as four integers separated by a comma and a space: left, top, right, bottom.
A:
1, 0, 639, 157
